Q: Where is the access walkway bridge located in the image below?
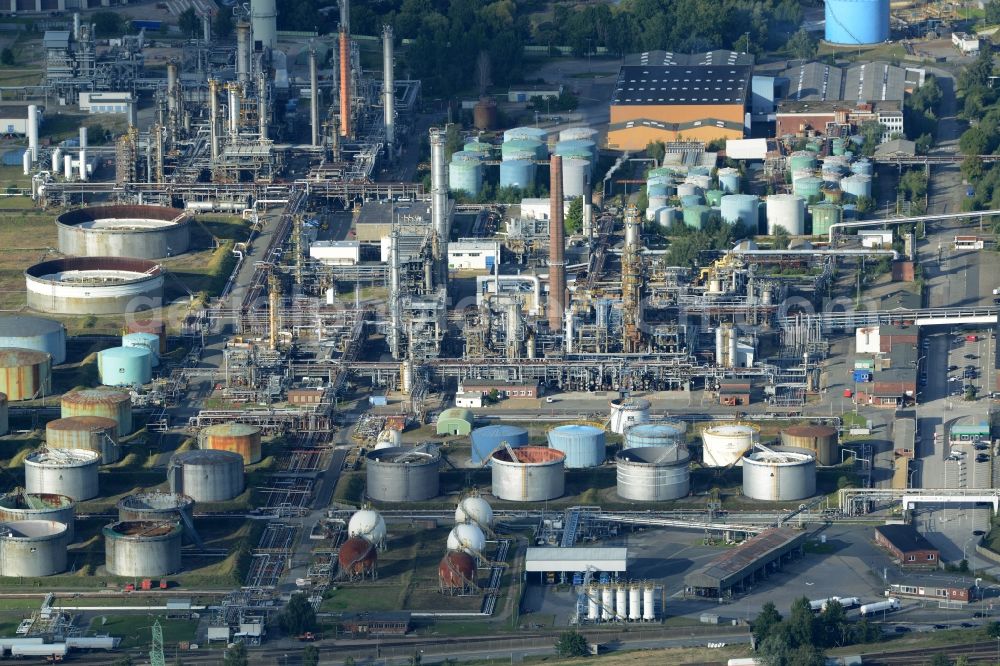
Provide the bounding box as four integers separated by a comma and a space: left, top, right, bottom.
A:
839, 487, 1000, 516
779, 306, 998, 332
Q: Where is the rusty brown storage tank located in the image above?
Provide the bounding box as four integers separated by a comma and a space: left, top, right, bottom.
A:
439, 551, 477, 588
338, 536, 377, 578
199, 423, 262, 465
60, 388, 134, 435
780, 424, 839, 466
46, 416, 120, 464
0, 348, 51, 401
473, 96, 498, 130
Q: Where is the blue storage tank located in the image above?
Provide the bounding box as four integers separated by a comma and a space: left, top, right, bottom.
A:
555, 139, 596, 161
841, 174, 872, 199
689, 166, 711, 177
645, 176, 673, 189
624, 422, 687, 449
825, 0, 889, 45
717, 168, 740, 194
502, 139, 546, 161
500, 159, 536, 189
547, 424, 606, 468
647, 184, 670, 198
122, 332, 160, 367
471, 425, 529, 465
98, 346, 152, 387
851, 160, 874, 176
449, 159, 483, 196
680, 194, 703, 208
464, 141, 493, 156
503, 127, 548, 143
0, 315, 67, 365
720, 194, 759, 227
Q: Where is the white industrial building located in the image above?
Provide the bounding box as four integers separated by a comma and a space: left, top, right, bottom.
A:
0, 104, 42, 136
525, 547, 628, 581
519, 198, 572, 221
952, 32, 980, 55
448, 239, 500, 271
859, 230, 893, 248
309, 240, 360, 266
455, 392, 484, 408
78, 92, 135, 118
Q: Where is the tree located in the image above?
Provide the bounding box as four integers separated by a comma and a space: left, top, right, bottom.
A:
409, 652, 422, 666
0, 48, 13, 66
178, 8, 200, 37
646, 140, 666, 163
565, 196, 583, 234
303, 645, 320, 666
223, 642, 248, 666
986, 620, 1000, 639
279, 593, 317, 636
787, 29, 817, 60
854, 195, 875, 215
752, 601, 783, 644
555, 630, 588, 657
214, 11, 234, 40
988, 0, 1000, 23
819, 600, 848, 647
960, 47, 995, 91
787, 597, 817, 649
773, 226, 791, 249
92, 11, 125, 38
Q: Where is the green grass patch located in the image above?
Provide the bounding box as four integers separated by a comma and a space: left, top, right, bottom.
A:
89, 614, 198, 650
0, 196, 38, 209
321, 585, 404, 612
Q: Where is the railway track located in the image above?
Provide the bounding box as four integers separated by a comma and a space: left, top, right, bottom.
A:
861, 639, 1000, 664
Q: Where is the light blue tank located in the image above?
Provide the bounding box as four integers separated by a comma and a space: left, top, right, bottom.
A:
98, 346, 152, 387
720, 194, 759, 227
502, 139, 546, 161
793, 177, 824, 198
0, 315, 66, 365
555, 139, 596, 161
503, 126, 548, 143
705, 189, 725, 207
680, 194, 703, 208
689, 166, 711, 177
851, 160, 874, 176
718, 168, 740, 194
464, 141, 493, 156
683, 204, 710, 229
624, 422, 686, 449
646, 176, 673, 189
122, 332, 160, 367
471, 425, 529, 465
825, 0, 889, 44
647, 184, 670, 198
500, 159, 536, 189
547, 424, 606, 468
841, 174, 873, 199
449, 159, 483, 196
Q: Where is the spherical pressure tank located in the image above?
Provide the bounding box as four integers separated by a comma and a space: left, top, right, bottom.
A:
810, 203, 842, 236
168, 449, 245, 502
793, 177, 824, 199
439, 551, 477, 589
0, 491, 74, 541
61, 388, 133, 435
46, 416, 120, 464
200, 423, 262, 465
339, 536, 377, 577
501, 139, 546, 161
562, 157, 590, 198
0, 520, 69, 577
720, 194, 759, 227
97, 346, 152, 387
701, 423, 760, 467
704, 189, 724, 207
56, 205, 192, 260
447, 523, 486, 556
117, 492, 194, 527
0, 348, 51, 401
559, 127, 599, 142
24, 448, 100, 501
455, 496, 494, 529
624, 422, 687, 450
781, 424, 839, 466
471, 425, 529, 465
500, 159, 536, 189
503, 127, 548, 143
683, 204, 710, 230
104, 520, 183, 577
616, 445, 690, 501
742, 447, 817, 501
449, 159, 483, 196
365, 446, 440, 502
348, 508, 387, 545
766, 194, 805, 235
717, 168, 741, 194
609, 398, 650, 435
547, 424, 606, 468
490, 446, 565, 502
841, 174, 873, 200
0, 316, 66, 364
122, 332, 160, 367
825, 0, 889, 44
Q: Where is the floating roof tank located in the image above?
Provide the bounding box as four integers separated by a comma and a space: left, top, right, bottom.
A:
104, 520, 183, 577
24, 448, 100, 501
0, 491, 75, 541
490, 446, 565, 502
616, 445, 690, 501
365, 445, 440, 502
55, 205, 191, 260
742, 446, 817, 501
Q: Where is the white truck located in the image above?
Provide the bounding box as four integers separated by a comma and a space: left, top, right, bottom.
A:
860, 598, 900, 616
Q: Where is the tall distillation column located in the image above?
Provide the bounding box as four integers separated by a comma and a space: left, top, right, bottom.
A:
429, 129, 449, 288
622, 204, 643, 353
166, 61, 179, 145
227, 83, 241, 138
548, 155, 566, 331
236, 21, 251, 86
257, 68, 269, 142
208, 79, 220, 161
382, 25, 395, 156
309, 46, 320, 147
338, 0, 352, 138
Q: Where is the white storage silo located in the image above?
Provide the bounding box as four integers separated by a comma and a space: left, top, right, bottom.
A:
701, 423, 759, 467
720, 194, 759, 227
766, 194, 805, 235
562, 157, 590, 197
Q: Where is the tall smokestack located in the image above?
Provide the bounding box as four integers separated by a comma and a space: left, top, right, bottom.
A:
430, 129, 448, 285
339, 32, 351, 138
208, 79, 220, 160
382, 25, 395, 155
548, 155, 565, 331
309, 47, 319, 147
236, 22, 251, 85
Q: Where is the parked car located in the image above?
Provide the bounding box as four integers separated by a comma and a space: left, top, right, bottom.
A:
965, 354, 978, 360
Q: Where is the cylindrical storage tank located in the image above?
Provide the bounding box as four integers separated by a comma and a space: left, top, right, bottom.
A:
127, 319, 166, 354
615, 586, 628, 621
555, 140, 596, 167
628, 585, 642, 620
117, 492, 194, 527
490, 446, 565, 502
647, 196, 669, 220
689, 165, 711, 176
473, 97, 497, 130
841, 174, 873, 199
547, 424, 606, 468
601, 586, 614, 620
365, 446, 440, 502
587, 589, 600, 621
97, 346, 152, 387
683, 204, 710, 230
501, 139, 546, 161
822, 188, 843, 204
0, 316, 66, 365
104, 521, 183, 577
825, 0, 889, 44
766, 194, 805, 235
616, 445, 690, 501
503, 127, 548, 143
648, 167, 677, 180
720, 194, 759, 227
471, 425, 529, 465
0, 348, 51, 401
788, 151, 816, 172
810, 203, 842, 236
643, 586, 656, 620
449, 159, 483, 196
60, 388, 133, 435
46, 416, 120, 464
624, 422, 687, 449
500, 159, 536, 189
609, 397, 650, 435
24, 448, 100, 501
717, 168, 740, 194
647, 184, 670, 198
793, 177, 824, 199
645, 175, 673, 188
704, 189, 724, 207
701, 423, 759, 467
742, 447, 817, 501
464, 141, 493, 157
781, 425, 839, 466
0, 521, 69, 577
676, 182, 700, 198
121, 332, 160, 367
831, 137, 846, 156
168, 450, 245, 502
562, 157, 590, 198
0, 491, 74, 542
55, 205, 192, 260
559, 127, 599, 142
679, 194, 703, 208
851, 159, 874, 176
25, 257, 164, 315
200, 423, 262, 465
655, 207, 677, 227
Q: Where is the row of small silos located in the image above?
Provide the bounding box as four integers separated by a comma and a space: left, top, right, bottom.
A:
585, 583, 660, 622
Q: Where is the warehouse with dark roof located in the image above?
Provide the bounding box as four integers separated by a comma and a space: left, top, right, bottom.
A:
607, 50, 752, 150
684, 527, 806, 598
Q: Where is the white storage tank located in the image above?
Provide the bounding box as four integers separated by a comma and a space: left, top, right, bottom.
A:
717, 167, 740, 193
720, 194, 758, 227
624, 422, 686, 449
701, 423, 759, 467
766, 194, 805, 235
446, 523, 486, 557
601, 586, 614, 620
24, 448, 100, 501
547, 424, 606, 468
608, 397, 650, 435
616, 445, 690, 501
562, 157, 590, 198
742, 446, 817, 501
491, 446, 565, 501
455, 496, 494, 531
628, 585, 642, 620
841, 174, 873, 200
168, 449, 245, 502
104, 520, 183, 577
0, 520, 69, 577
348, 508, 387, 547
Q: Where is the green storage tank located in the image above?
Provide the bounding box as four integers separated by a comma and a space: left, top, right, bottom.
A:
809, 203, 842, 235
705, 189, 724, 206
683, 204, 710, 229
